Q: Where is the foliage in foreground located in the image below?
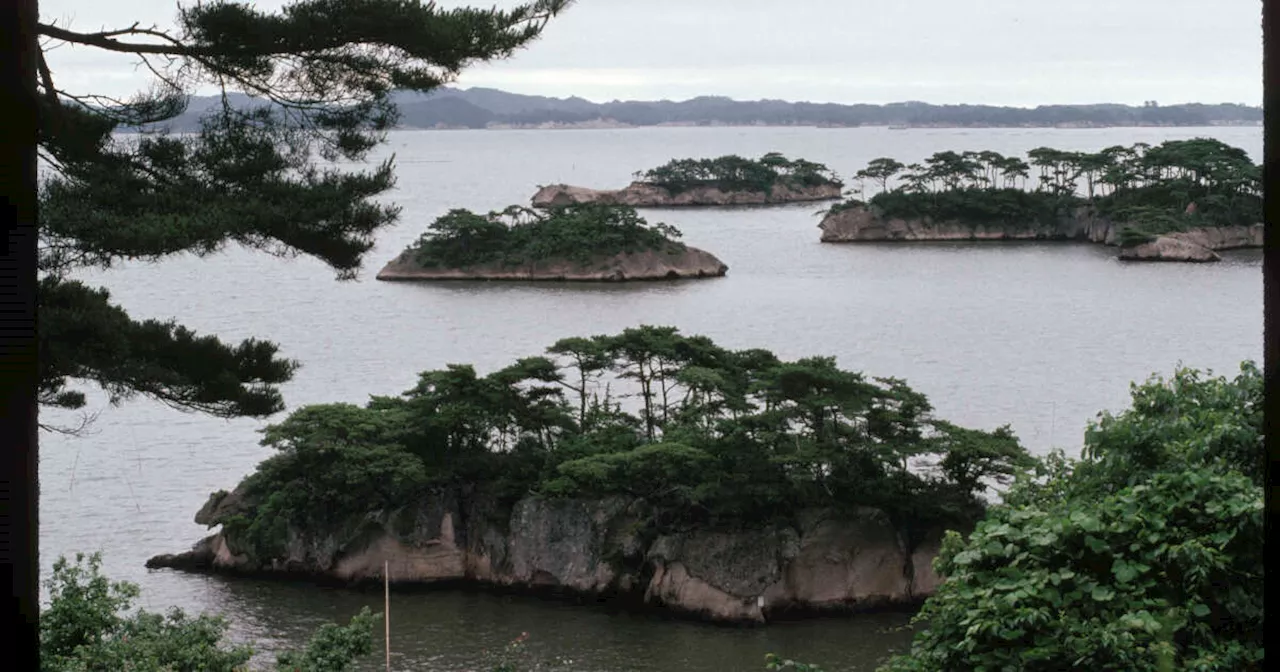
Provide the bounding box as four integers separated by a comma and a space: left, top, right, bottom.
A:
636, 152, 842, 194
209, 326, 1033, 562
40, 553, 376, 672
34, 0, 571, 433
407, 204, 685, 269
832, 139, 1261, 238
874, 362, 1264, 672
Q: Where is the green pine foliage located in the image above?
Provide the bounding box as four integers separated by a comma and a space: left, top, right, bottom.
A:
835, 139, 1261, 240
35, 0, 573, 431
405, 204, 685, 269
635, 152, 842, 194
865, 188, 1071, 229
207, 326, 1034, 559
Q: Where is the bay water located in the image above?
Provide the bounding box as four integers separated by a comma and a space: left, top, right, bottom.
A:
39, 125, 1262, 671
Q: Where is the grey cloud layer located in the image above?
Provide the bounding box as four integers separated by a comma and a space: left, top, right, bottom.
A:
41, 0, 1261, 105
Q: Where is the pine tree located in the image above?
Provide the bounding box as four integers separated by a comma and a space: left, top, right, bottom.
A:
34, 0, 573, 431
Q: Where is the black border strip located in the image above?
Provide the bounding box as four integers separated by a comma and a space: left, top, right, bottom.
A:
0, 0, 41, 669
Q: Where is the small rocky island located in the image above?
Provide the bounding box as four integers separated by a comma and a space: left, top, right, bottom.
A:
532, 153, 844, 208
818, 139, 1262, 262
376, 204, 727, 281
147, 328, 1032, 624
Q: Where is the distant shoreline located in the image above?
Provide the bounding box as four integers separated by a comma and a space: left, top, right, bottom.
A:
110, 86, 1262, 134
391, 120, 1264, 131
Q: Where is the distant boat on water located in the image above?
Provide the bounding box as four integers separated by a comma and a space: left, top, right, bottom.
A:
888, 124, 910, 130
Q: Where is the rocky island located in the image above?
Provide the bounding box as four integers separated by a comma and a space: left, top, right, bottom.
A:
147, 328, 1032, 624
532, 153, 844, 208
375, 204, 727, 282
818, 139, 1262, 262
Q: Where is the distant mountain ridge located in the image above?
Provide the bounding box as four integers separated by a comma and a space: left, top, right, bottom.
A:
126, 86, 1263, 132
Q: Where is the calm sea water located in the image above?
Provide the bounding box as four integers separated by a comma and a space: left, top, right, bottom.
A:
39, 126, 1262, 671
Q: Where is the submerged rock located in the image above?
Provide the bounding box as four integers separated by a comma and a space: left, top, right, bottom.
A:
532, 182, 842, 208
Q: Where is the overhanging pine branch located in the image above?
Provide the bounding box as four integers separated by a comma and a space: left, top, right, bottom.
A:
37, 22, 197, 56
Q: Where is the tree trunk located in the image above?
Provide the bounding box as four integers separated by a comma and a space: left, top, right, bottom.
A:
657, 358, 670, 425
638, 363, 654, 441
577, 367, 588, 428
1, 0, 41, 661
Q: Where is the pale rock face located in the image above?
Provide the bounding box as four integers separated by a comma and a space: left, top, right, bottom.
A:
148, 493, 956, 624
332, 534, 466, 582
817, 206, 1116, 243
374, 247, 728, 282
211, 535, 247, 568
645, 562, 765, 622
771, 511, 912, 610
818, 204, 1259, 264
530, 182, 843, 208
1118, 236, 1220, 262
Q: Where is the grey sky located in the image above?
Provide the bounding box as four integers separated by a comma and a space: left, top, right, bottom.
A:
41, 0, 1262, 106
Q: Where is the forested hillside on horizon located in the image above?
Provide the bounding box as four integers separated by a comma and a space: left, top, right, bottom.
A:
119, 86, 1262, 132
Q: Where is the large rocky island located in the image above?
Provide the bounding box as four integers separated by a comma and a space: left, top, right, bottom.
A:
532, 153, 844, 208
818, 139, 1262, 262
147, 328, 1031, 624
375, 204, 727, 281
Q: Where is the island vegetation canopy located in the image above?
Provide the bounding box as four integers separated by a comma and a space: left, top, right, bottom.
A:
204, 326, 1034, 563
833, 138, 1260, 244
634, 153, 842, 194
405, 204, 685, 269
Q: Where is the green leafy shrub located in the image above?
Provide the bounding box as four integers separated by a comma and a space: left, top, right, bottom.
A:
878, 362, 1264, 672
41, 553, 377, 672
274, 609, 377, 672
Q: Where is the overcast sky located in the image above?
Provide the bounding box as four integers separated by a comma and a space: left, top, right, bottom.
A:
40, 0, 1262, 106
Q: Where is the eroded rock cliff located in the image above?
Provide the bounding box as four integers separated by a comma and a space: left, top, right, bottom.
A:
817, 205, 1262, 263
532, 182, 843, 208
374, 247, 729, 282
1117, 236, 1220, 262
148, 489, 952, 624
817, 205, 1117, 244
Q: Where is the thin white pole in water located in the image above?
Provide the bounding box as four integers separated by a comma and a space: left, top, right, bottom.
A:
384, 560, 391, 672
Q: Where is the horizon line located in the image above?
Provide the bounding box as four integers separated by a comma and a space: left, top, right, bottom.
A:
186, 85, 1262, 110
439, 86, 1264, 109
